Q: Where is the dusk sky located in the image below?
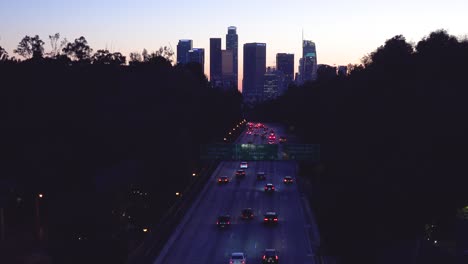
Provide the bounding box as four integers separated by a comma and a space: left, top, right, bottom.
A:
1, 0, 467, 90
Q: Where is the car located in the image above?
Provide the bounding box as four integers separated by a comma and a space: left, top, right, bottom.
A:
279, 136, 286, 143
241, 208, 254, 219
236, 169, 246, 177
217, 215, 231, 228
283, 176, 293, 184
264, 183, 275, 192
263, 212, 278, 224
256, 172, 266, 180
240, 162, 248, 169
230, 252, 246, 264
218, 176, 229, 184
262, 249, 279, 263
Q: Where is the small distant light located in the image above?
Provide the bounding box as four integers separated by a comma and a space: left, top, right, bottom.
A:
229, 132, 232, 135
224, 138, 227, 141
176, 192, 180, 196
434, 240, 438, 244
143, 228, 149, 233
38, 194, 44, 198
192, 173, 196, 177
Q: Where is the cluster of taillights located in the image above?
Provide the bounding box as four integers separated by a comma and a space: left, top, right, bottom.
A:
263, 255, 279, 260
217, 221, 231, 225
264, 218, 278, 222
218, 178, 228, 182
264, 186, 275, 190
230, 261, 245, 264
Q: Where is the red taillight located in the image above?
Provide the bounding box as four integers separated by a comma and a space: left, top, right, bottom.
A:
263, 255, 266, 260
264, 218, 268, 221
217, 221, 219, 224
272, 186, 275, 189
224, 179, 228, 182
227, 221, 230, 224
276, 256, 279, 260
274, 218, 278, 221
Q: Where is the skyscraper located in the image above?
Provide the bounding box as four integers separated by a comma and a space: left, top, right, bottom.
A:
298, 40, 318, 83
276, 53, 294, 95
221, 50, 236, 90
210, 38, 222, 85
226, 26, 238, 89
264, 67, 284, 101
177, 39, 192, 65
243, 43, 266, 103
188, 48, 205, 73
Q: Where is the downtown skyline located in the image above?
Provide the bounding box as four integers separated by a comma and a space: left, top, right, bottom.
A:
1, 0, 467, 91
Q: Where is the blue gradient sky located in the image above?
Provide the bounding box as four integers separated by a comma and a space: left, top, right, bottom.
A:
1, 0, 467, 89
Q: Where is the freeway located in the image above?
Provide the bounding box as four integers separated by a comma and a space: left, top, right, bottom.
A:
154, 124, 319, 264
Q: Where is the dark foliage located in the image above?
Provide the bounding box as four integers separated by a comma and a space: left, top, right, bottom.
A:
251, 30, 468, 263
0, 50, 242, 263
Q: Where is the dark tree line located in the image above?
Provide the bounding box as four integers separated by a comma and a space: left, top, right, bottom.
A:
251, 30, 468, 263
0, 34, 242, 263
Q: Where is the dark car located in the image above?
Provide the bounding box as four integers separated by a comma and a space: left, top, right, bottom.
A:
217, 215, 231, 228
262, 249, 279, 263
236, 169, 246, 178
218, 176, 229, 184
257, 172, 266, 180
264, 183, 275, 192
279, 136, 286, 143
263, 212, 278, 224
283, 176, 293, 184
241, 208, 254, 219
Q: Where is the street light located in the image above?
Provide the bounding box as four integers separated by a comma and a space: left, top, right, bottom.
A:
38, 193, 43, 198
224, 138, 227, 141
142, 228, 149, 233
192, 173, 196, 177
175, 192, 180, 196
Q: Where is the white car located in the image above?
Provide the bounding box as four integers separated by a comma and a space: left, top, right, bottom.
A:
230, 252, 246, 264
240, 161, 248, 169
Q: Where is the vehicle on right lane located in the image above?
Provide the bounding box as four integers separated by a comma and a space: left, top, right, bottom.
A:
264, 183, 275, 192
283, 176, 294, 184
263, 212, 278, 224
241, 208, 254, 219
217, 215, 231, 228
262, 249, 279, 263
256, 172, 266, 180
240, 161, 248, 169
230, 252, 246, 264
235, 169, 246, 178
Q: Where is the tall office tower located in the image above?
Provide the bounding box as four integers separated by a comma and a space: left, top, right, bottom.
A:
210, 38, 222, 86
243, 43, 266, 103
276, 53, 294, 95
300, 40, 318, 83
188, 48, 205, 73
264, 67, 285, 101
226, 26, 238, 89
221, 50, 236, 91
177, 39, 193, 65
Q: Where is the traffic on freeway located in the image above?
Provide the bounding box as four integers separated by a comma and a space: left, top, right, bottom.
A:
154, 123, 318, 264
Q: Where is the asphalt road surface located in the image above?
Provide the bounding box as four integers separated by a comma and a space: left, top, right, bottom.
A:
154, 124, 319, 264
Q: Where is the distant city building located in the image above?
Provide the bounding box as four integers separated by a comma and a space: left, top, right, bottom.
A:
177, 39, 193, 65
243, 43, 266, 103
338, 65, 348, 77
210, 38, 222, 85
297, 40, 318, 84
221, 50, 236, 90
276, 53, 294, 95
226, 26, 238, 89
188, 48, 205, 73
317, 64, 337, 81
264, 67, 285, 101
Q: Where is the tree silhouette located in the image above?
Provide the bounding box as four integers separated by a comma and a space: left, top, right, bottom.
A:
48, 33, 67, 58
129, 52, 142, 65
92, 49, 126, 65
142, 49, 149, 62
0, 45, 7, 61
63, 36, 93, 62
14, 35, 45, 59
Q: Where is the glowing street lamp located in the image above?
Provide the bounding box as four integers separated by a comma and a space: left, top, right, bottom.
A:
192, 173, 196, 177
175, 192, 181, 196
142, 228, 149, 233
38, 193, 44, 198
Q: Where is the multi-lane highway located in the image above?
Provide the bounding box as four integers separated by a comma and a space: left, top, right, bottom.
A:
154, 124, 319, 264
